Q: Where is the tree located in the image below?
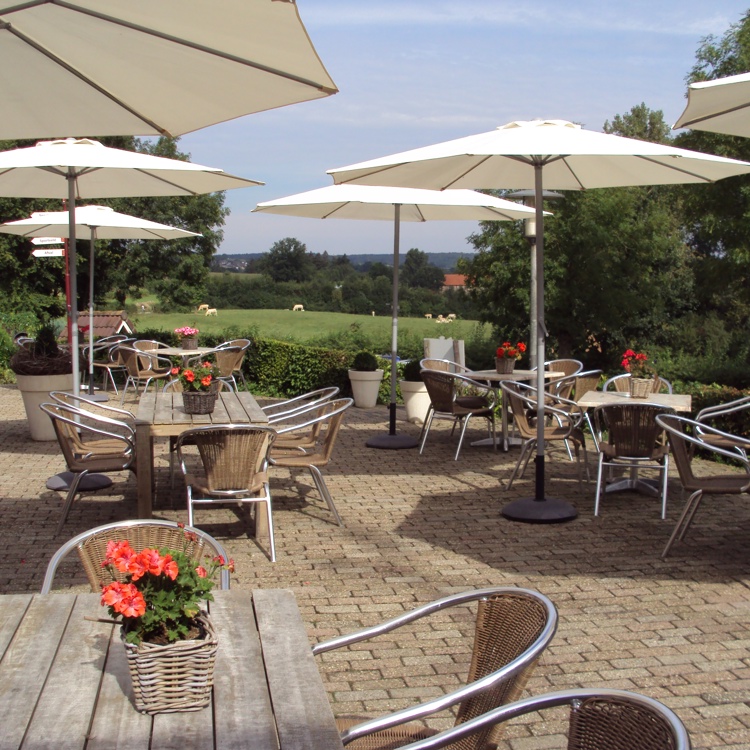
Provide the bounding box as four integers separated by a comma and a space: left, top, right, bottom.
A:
400, 248, 445, 290
259, 237, 313, 283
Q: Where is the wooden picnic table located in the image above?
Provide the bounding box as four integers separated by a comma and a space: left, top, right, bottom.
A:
0, 588, 343, 750
134, 390, 268, 517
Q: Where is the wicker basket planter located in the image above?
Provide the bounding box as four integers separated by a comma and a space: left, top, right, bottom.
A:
123, 612, 218, 714
180, 337, 198, 350
629, 377, 653, 398
182, 389, 218, 414
495, 357, 516, 374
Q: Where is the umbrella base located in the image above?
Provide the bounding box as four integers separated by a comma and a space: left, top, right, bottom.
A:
46, 472, 113, 492
366, 433, 419, 450
501, 496, 578, 524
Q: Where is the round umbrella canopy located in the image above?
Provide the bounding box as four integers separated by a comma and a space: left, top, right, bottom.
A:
674, 72, 750, 137
0, 0, 337, 139
328, 119, 750, 518
254, 184, 537, 449
0, 137, 262, 396
0, 205, 201, 395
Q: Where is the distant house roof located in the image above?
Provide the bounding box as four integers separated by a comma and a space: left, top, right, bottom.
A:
442, 274, 467, 289
61, 311, 134, 341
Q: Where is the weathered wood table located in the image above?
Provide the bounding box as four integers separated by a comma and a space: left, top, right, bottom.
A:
0, 589, 343, 750
135, 390, 268, 517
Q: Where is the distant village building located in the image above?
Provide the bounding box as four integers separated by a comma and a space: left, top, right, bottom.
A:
442, 274, 467, 293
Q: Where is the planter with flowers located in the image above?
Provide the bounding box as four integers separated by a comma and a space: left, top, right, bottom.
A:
495, 341, 526, 374
621, 349, 655, 398
100, 537, 233, 714
171, 360, 220, 414
174, 326, 200, 350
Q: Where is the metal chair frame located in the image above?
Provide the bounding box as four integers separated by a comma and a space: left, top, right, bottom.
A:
41, 519, 231, 593
262, 386, 340, 420
119, 344, 173, 403
397, 688, 691, 750
694, 395, 750, 459
419, 357, 472, 374
312, 587, 558, 749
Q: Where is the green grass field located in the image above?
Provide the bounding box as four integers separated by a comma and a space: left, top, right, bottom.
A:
131, 308, 488, 347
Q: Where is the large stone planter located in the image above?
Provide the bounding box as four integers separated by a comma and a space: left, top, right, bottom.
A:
348, 369, 384, 408
399, 380, 431, 425
16, 372, 75, 441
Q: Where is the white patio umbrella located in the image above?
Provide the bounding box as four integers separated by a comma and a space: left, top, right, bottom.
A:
253, 184, 537, 449
0, 137, 262, 396
0, 0, 337, 139
329, 119, 750, 520
0, 205, 201, 395
674, 72, 750, 137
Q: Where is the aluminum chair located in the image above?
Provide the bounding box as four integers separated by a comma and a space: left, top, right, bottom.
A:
82, 334, 131, 393
41, 519, 231, 593
419, 357, 472, 374
176, 424, 278, 562
549, 369, 603, 452
545, 358, 583, 377
656, 414, 750, 558
312, 587, 557, 750
501, 381, 589, 490
39, 402, 137, 534
119, 344, 172, 402
419, 369, 497, 461
217, 338, 251, 388
397, 688, 691, 750
694, 395, 750, 459
603, 373, 673, 394
262, 386, 340, 420
270, 398, 353, 526
592, 403, 672, 518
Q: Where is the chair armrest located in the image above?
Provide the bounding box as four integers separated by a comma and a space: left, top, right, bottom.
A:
75, 422, 135, 461
696, 395, 750, 423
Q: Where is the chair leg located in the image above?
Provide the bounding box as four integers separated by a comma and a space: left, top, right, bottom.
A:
260, 491, 276, 562
594, 453, 606, 516
454, 415, 473, 460
506, 440, 534, 490
187, 486, 195, 526
662, 489, 703, 558
660, 455, 669, 520
308, 466, 344, 526
418, 408, 435, 455
56, 471, 87, 535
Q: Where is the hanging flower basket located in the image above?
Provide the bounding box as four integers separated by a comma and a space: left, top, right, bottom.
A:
182, 389, 218, 414
122, 611, 218, 714
629, 377, 653, 398
495, 357, 516, 374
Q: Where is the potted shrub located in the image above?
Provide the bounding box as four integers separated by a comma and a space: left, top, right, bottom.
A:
348, 351, 384, 408
10, 322, 76, 441
398, 358, 431, 425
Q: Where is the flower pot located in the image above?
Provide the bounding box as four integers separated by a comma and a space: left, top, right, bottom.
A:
495, 357, 516, 374
180, 337, 198, 350
348, 369, 384, 408
399, 380, 431, 425
629, 377, 653, 398
182, 389, 218, 414
122, 611, 218, 714
16, 372, 75, 441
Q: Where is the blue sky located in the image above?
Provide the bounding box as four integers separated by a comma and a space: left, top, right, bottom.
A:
179, 1, 750, 257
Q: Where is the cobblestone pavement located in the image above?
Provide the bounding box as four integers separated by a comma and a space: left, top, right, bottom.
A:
1, 383, 749, 748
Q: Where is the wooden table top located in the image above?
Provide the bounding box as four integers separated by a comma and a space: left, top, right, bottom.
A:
577, 390, 692, 413
470, 368, 563, 383
135, 390, 268, 437
157, 346, 216, 358
0, 589, 343, 750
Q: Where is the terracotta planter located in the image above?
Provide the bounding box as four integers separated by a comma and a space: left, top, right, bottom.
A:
16, 372, 75, 441
399, 380, 431, 425
348, 369, 384, 408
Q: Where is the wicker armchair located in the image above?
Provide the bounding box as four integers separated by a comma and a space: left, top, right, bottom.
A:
176, 424, 277, 561
501, 381, 589, 490
119, 344, 172, 402
419, 370, 497, 461
397, 688, 691, 750
41, 519, 231, 593
270, 397, 353, 526
419, 357, 472, 374
82, 334, 132, 394
656, 414, 750, 558
261, 386, 340, 420
312, 587, 557, 750
603, 373, 673, 394
694, 395, 750, 459
544, 358, 583, 378
217, 338, 251, 388
39, 402, 137, 534
592, 403, 673, 518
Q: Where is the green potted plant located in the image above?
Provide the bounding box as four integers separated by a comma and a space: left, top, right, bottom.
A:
398, 358, 430, 425
10, 321, 76, 441
348, 351, 384, 408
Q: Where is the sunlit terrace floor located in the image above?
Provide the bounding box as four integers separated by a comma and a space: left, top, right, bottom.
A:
0, 383, 748, 749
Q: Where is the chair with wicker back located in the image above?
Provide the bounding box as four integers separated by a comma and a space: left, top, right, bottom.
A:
119, 344, 172, 403
419, 369, 497, 461
39, 402, 137, 534
419, 357, 472, 374
395, 688, 691, 750
694, 395, 750, 460
261, 386, 340, 420
655, 414, 750, 558
501, 381, 589, 490
312, 587, 557, 750
217, 338, 251, 388
83, 334, 132, 394
41, 519, 231, 593
603, 373, 673, 394
176, 424, 278, 561
269, 398, 353, 526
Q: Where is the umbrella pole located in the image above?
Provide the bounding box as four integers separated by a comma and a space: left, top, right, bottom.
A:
83, 228, 107, 402
501, 164, 577, 523
366, 204, 417, 450
67, 172, 80, 398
